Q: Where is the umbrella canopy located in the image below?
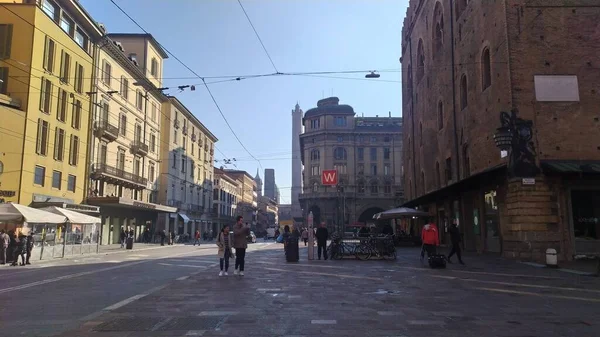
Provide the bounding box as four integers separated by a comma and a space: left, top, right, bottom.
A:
41, 206, 100, 224
373, 207, 430, 220
0, 203, 67, 224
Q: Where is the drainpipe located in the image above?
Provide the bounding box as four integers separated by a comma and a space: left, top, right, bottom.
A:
408, 37, 416, 199
449, 0, 461, 182
84, 40, 102, 204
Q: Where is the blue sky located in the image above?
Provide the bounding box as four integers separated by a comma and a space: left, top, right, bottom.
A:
81, 0, 408, 203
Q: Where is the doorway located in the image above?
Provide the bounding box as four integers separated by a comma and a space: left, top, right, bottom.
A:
571, 190, 600, 254
484, 190, 501, 253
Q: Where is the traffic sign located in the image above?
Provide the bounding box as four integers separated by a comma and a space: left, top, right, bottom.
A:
321, 170, 338, 186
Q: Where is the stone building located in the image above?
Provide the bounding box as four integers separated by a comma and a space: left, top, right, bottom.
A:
212, 167, 241, 231
224, 169, 258, 227
299, 97, 403, 232
401, 0, 600, 262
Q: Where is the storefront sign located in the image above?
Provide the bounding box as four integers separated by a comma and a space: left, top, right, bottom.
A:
0, 190, 16, 197
133, 201, 157, 209
522, 178, 536, 185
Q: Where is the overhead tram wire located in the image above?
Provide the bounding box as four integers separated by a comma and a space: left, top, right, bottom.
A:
237, 0, 279, 74
109, 0, 262, 169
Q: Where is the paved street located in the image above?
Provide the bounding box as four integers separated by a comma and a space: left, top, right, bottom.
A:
1, 244, 600, 337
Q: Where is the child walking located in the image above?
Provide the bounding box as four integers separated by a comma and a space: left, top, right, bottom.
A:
217, 225, 233, 276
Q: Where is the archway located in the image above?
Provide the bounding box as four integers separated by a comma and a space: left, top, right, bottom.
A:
358, 207, 385, 225
308, 205, 321, 227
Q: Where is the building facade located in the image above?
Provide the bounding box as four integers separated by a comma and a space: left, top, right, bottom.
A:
0, 0, 102, 212
291, 103, 303, 219
158, 96, 217, 236
213, 167, 241, 231
263, 168, 277, 202
254, 169, 262, 197
224, 170, 258, 227
299, 97, 403, 232
258, 195, 278, 230
86, 33, 177, 244
401, 0, 600, 262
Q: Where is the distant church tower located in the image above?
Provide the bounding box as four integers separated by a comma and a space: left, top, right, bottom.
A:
291, 102, 303, 219
254, 168, 263, 197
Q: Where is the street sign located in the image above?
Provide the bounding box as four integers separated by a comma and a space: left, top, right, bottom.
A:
522, 178, 535, 185
321, 170, 338, 186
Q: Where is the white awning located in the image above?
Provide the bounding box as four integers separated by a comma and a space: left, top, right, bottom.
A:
178, 213, 191, 223
41, 206, 101, 224
0, 203, 67, 224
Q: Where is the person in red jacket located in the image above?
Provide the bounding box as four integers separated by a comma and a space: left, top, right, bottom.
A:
420, 218, 440, 260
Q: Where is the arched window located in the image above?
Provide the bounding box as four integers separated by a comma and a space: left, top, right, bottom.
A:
370, 180, 379, 195
310, 149, 320, 161
432, 2, 444, 57
460, 74, 468, 110
481, 47, 491, 90
333, 147, 347, 160
416, 39, 425, 82
437, 101, 444, 130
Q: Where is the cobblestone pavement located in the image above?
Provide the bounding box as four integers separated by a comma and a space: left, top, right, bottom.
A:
56, 245, 600, 337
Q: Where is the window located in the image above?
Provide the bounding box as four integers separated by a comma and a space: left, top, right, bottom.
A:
337, 136, 344, 142
383, 147, 391, 160
73, 62, 84, 93
150, 133, 156, 153
416, 39, 425, 82
445, 157, 453, 183
181, 156, 186, 173
334, 116, 347, 126
134, 157, 141, 176
357, 148, 364, 161
53, 127, 65, 161
357, 135, 364, 143
74, 28, 88, 50
116, 149, 125, 170
311, 165, 320, 176
371, 164, 378, 175
151, 102, 157, 122
357, 164, 364, 175
438, 101, 444, 130
67, 175, 76, 192
148, 162, 155, 182
333, 147, 347, 160
384, 183, 392, 195
134, 124, 142, 142
98, 142, 107, 164
136, 90, 144, 110
334, 164, 347, 174
370, 182, 378, 195
43, 37, 56, 72
34, 166, 46, 186
102, 60, 111, 85
384, 136, 390, 143
56, 88, 67, 122
59, 13, 74, 36
71, 99, 81, 129
370, 147, 377, 161
460, 74, 468, 110
52, 170, 62, 189
384, 164, 390, 176
436, 162, 441, 187
174, 130, 178, 144
119, 114, 127, 136
481, 47, 491, 90
151, 58, 158, 77
310, 149, 320, 161
0, 24, 13, 60
69, 135, 79, 166
0, 67, 7, 94
310, 119, 320, 129
36, 119, 49, 155
42, 0, 60, 22
120, 77, 129, 99
370, 136, 377, 143
40, 77, 52, 113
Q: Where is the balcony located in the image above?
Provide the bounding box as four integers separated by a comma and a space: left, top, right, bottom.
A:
182, 126, 188, 135
191, 133, 197, 142
94, 120, 119, 142
131, 140, 149, 156
92, 163, 147, 189
167, 199, 183, 208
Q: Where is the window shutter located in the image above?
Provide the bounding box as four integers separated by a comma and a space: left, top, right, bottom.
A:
53, 127, 59, 159
73, 62, 78, 90
57, 88, 62, 120
0, 24, 13, 59
39, 77, 45, 111
36, 118, 43, 154
69, 135, 73, 165
48, 81, 53, 113
43, 36, 48, 70
59, 50, 64, 80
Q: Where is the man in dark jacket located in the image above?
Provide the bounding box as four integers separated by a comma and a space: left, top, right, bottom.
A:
315, 223, 329, 260
447, 221, 465, 265
25, 232, 35, 265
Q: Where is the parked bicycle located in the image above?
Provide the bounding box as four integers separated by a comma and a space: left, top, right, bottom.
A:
327, 234, 356, 260
354, 235, 397, 260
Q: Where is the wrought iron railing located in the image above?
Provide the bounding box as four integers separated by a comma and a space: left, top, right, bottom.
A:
93, 163, 147, 185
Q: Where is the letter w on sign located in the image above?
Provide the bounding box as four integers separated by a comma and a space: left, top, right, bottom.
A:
321, 170, 338, 186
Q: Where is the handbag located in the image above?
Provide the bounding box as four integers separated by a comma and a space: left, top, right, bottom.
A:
276, 234, 284, 243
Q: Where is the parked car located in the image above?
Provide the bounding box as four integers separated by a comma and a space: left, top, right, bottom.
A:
247, 231, 257, 243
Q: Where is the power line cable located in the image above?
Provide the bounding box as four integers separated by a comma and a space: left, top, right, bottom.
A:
237, 0, 279, 73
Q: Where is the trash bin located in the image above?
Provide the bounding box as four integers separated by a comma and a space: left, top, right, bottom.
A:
126, 237, 134, 250
285, 238, 299, 262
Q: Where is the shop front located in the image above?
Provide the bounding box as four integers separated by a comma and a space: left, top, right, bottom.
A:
87, 197, 177, 245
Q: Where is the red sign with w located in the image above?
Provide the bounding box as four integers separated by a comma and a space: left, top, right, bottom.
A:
321, 170, 338, 186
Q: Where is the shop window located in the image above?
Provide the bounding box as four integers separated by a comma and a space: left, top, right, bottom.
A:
572, 191, 600, 240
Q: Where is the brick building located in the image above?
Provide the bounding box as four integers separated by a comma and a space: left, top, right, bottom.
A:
401, 0, 600, 262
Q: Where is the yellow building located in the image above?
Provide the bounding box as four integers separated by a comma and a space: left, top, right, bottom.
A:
0, 0, 102, 210
86, 33, 177, 244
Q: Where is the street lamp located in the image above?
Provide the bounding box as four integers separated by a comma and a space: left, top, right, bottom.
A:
493, 110, 540, 178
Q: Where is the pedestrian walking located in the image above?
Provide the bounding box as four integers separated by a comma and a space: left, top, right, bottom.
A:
301, 228, 309, 246
217, 225, 233, 276
0, 229, 9, 265
194, 230, 201, 246
232, 216, 250, 276
25, 232, 34, 265
315, 223, 329, 260
420, 218, 440, 260
447, 221, 465, 265
160, 230, 166, 246
119, 228, 126, 248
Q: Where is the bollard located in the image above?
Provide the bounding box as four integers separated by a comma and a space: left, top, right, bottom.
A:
546, 248, 558, 268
